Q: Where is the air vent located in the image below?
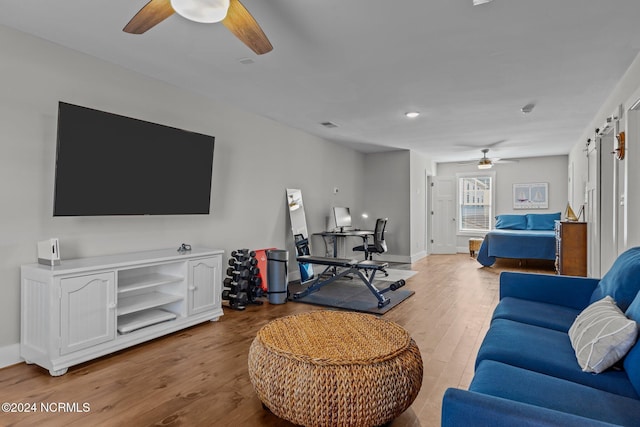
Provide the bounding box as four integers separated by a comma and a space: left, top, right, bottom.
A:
521, 102, 536, 114
320, 121, 338, 128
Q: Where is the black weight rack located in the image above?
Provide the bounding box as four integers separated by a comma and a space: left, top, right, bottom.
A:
222, 248, 264, 310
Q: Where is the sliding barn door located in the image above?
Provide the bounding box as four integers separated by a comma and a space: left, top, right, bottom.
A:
586, 139, 600, 278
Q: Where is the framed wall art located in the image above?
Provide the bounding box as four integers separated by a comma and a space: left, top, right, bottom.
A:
513, 182, 548, 209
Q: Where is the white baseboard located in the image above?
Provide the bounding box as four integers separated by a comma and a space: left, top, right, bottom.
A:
457, 246, 470, 254
378, 254, 412, 264
410, 251, 427, 264
0, 343, 22, 369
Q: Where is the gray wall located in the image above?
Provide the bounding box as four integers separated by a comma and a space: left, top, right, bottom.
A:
436, 156, 568, 250
569, 51, 640, 254
359, 150, 436, 263
0, 25, 367, 356
361, 151, 411, 261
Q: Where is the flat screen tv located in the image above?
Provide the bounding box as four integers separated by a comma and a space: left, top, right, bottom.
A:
53, 102, 215, 216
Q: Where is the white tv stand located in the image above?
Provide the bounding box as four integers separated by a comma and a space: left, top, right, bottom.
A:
21, 247, 223, 376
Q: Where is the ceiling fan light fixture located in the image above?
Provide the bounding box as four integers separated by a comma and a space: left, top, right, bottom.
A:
477, 160, 493, 169
477, 148, 492, 168
170, 0, 230, 23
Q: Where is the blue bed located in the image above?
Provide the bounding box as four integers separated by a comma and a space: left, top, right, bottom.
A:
476, 213, 560, 267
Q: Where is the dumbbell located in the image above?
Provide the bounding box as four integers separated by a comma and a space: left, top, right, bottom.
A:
222, 288, 249, 300
390, 279, 406, 291
229, 291, 248, 304
222, 277, 248, 288
227, 269, 250, 280
228, 258, 253, 268
226, 266, 251, 277
231, 249, 256, 258
224, 278, 248, 289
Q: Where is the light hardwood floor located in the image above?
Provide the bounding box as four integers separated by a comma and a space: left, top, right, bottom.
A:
0, 254, 555, 427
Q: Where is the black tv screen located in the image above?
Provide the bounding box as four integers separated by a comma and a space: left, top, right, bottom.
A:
53, 102, 215, 216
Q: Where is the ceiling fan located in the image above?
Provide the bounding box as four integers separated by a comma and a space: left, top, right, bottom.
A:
459, 149, 518, 169
123, 0, 273, 55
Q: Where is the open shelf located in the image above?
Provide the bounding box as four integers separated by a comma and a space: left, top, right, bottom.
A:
118, 273, 183, 294
117, 291, 183, 316
117, 309, 177, 334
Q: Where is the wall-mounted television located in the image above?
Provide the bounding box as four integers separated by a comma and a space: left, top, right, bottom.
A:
53, 102, 215, 216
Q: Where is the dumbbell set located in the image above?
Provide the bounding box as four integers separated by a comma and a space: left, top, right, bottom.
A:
222, 248, 264, 310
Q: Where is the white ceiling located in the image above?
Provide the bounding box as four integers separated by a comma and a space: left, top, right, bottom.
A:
1, 0, 640, 162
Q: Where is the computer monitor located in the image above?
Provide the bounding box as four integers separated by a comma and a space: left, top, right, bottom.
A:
333, 207, 352, 232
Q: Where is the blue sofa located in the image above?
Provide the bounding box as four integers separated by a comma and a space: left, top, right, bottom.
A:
442, 247, 640, 426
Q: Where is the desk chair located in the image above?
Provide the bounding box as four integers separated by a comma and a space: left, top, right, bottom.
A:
353, 218, 388, 276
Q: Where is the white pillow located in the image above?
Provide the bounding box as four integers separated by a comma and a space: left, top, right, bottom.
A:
568, 296, 638, 373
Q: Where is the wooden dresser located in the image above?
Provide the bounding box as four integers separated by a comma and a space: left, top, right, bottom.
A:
555, 221, 587, 276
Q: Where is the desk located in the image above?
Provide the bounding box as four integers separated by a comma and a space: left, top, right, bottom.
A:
313, 230, 374, 258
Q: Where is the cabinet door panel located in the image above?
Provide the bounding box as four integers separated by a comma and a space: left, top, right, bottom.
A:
188, 257, 221, 315
60, 272, 116, 355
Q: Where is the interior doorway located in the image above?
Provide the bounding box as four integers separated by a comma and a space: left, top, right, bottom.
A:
430, 176, 457, 254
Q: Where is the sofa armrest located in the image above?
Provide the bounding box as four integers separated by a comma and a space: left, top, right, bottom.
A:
442, 388, 619, 427
499, 272, 600, 310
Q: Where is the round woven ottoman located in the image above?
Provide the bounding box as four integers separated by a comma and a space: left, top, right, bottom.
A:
248, 310, 423, 427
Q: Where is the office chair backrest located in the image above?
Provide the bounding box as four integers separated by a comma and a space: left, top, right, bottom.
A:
373, 218, 388, 253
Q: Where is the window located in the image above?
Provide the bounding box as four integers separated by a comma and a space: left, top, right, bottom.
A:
458, 174, 493, 232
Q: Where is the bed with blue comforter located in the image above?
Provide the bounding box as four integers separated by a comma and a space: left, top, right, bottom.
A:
476, 212, 560, 267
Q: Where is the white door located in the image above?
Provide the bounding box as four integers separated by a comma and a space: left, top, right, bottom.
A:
431, 176, 457, 254
586, 140, 600, 277
600, 134, 617, 275
188, 256, 221, 315
60, 272, 116, 355
617, 138, 627, 254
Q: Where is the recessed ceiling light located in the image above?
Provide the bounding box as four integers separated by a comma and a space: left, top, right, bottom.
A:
473, 0, 493, 5
405, 112, 420, 119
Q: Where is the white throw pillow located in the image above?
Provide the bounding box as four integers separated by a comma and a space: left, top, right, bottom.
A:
568, 296, 638, 373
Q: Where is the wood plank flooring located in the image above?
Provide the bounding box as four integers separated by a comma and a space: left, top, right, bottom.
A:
0, 254, 554, 427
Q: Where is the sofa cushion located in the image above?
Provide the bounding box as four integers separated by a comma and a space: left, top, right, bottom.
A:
492, 297, 581, 332
590, 246, 640, 311
526, 212, 560, 230
471, 360, 640, 426
624, 293, 640, 397
476, 319, 639, 399
568, 296, 638, 373
495, 214, 527, 230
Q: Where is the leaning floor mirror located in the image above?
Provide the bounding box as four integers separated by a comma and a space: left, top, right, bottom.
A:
286, 188, 314, 282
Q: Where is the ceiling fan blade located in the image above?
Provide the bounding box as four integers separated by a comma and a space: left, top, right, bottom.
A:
123, 0, 175, 34
222, 0, 273, 55
455, 140, 508, 150
455, 160, 478, 165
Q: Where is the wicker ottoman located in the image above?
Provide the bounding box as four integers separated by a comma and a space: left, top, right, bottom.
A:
248, 310, 423, 427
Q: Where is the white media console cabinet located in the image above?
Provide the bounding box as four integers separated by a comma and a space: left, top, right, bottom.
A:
21, 247, 223, 376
